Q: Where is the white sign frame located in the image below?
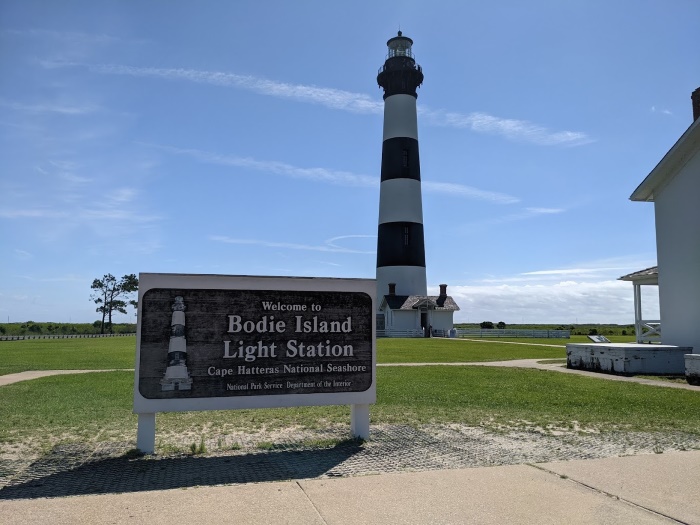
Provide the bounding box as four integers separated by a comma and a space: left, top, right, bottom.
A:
133, 273, 376, 453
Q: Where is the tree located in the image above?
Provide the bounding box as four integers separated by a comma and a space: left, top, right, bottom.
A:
497, 321, 506, 329
480, 321, 494, 329
90, 274, 139, 334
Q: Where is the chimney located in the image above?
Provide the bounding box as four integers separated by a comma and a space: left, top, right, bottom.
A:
388, 283, 396, 296
693, 88, 700, 122
439, 284, 447, 298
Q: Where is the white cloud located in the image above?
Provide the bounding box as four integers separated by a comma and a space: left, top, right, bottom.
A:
651, 106, 673, 116
209, 234, 375, 255
447, 280, 656, 325
445, 256, 659, 324
145, 143, 518, 203
422, 181, 519, 204
525, 207, 564, 214
459, 206, 565, 231
521, 268, 622, 277
0, 208, 69, 219
47, 62, 592, 146
20, 274, 85, 283
419, 108, 594, 146
89, 64, 384, 115
4, 28, 123, 45
0, 99, 98, 115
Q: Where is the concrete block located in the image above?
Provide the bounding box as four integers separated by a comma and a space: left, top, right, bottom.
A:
566, 343, 691, 375
685, 354, 700, 385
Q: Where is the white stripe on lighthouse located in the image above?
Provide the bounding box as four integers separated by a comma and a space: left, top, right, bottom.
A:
383, 94, 419, 141
378, 178, 424, 224
377, 266, 427, 298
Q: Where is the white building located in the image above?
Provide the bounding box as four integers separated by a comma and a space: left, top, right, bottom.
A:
377, 283, 460, 336
630, 88, 700, 381
567, 89, 699, 377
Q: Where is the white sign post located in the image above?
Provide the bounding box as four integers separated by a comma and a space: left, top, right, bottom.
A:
134, 273, 376, 454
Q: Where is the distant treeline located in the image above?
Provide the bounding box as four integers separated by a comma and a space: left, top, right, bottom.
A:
0, 321, 136, 336
455, 323, 636, 336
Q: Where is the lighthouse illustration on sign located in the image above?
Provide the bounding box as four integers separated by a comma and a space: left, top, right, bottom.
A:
376, 31, 427, 301
160, 295, 193, 391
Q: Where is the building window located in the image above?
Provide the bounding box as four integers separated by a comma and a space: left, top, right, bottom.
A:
404, 226, 409, 246
402, 149, 409, 167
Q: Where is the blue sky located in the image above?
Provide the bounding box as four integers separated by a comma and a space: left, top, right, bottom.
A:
1, 1, 697, 325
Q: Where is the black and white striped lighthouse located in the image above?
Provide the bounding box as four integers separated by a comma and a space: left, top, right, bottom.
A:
376, 31, 427, 301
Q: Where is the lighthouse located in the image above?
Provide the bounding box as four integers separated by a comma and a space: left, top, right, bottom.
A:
376, 31, 427, 302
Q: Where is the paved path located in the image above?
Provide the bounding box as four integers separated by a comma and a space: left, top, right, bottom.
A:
457, 337, 567, 348
0, 369, 132, 387
3, 363, 699, 391
2, 451, 699, 524
380, 360, 700, 391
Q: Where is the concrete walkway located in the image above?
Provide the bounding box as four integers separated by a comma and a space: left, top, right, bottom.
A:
2, 450, 699, 524
3, 363, 699, 391
381, 360, 700, 391
0, 369, 132, 387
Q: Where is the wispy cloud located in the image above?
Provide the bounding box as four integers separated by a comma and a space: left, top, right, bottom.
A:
0, 99, 98, 115
460, 206, 565, 231
0, 186, 158, 224
422, 181, 519, 204
0, 208, 69, 219
144, 143, 519, 203
47, 62, 592, 146
20, 274, 85, 283
419, 108, 593, 146
14, 249, 32, 260
147, 143, 377, 187
474, 255, 655, 285
651, 106, 673, 116
520, 267, 628, 278
3, 28, 124, 45
87, 64, 384, 115
209, 234, 375, 254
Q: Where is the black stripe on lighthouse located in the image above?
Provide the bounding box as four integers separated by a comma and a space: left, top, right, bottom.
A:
380, 137, 420, 182
376, 222, 425, 267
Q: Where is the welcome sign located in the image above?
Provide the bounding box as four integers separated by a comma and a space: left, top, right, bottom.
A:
134, 273, 376, 414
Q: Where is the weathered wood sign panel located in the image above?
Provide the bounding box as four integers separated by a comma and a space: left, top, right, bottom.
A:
134, 274, 376, 414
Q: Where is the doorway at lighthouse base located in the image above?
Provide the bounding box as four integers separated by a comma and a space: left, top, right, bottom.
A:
378, 291, 460, 337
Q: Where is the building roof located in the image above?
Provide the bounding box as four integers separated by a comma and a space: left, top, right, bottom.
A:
630, 117, 700, 202
618, 266, 658, 284
380, 294, 460, 311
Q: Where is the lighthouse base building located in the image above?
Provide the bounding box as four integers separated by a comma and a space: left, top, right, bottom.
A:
377, 283, 460, 337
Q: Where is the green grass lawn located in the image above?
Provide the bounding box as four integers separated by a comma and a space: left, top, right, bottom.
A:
0, 337, 136, 375
2, 367, 699, 455
0, 336, 570, 375
377, 338, 566, 363
1, 336, 698, 455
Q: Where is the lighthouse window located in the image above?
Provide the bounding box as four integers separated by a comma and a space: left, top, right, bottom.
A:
404, 226, 409, 246
402, 149, 409, 167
